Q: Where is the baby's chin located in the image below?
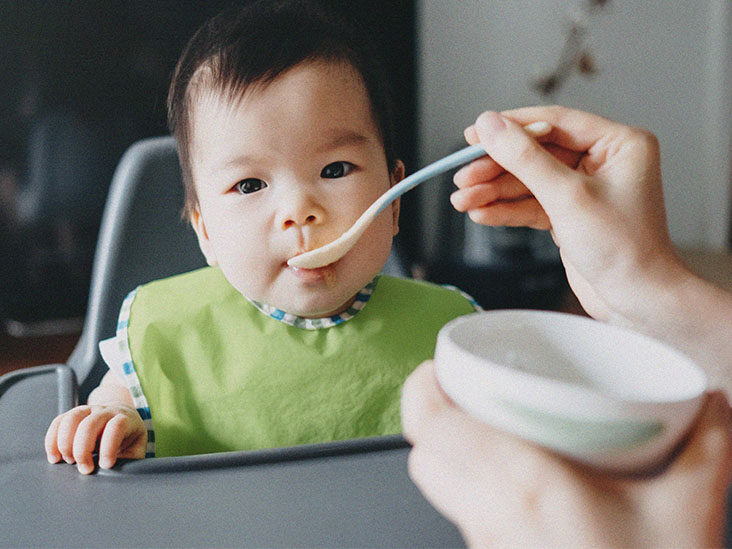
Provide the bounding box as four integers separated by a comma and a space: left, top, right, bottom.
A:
236, 266, 374, 318
273, 295, 356, 319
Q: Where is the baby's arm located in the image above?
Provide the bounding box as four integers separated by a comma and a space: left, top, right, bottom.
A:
44, 371, 146, 474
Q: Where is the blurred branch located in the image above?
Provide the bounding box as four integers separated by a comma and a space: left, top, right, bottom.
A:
531, 0, 609, 96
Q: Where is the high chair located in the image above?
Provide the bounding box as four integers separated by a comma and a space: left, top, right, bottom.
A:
0, 136, 462, 547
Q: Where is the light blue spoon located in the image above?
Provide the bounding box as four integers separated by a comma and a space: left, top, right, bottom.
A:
288, 121, 551, 269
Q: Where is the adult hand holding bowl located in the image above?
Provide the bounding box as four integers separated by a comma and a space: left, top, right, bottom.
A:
434, 310, 707, 474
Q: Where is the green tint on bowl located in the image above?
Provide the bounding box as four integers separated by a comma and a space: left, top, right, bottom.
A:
498, 399, 664, 452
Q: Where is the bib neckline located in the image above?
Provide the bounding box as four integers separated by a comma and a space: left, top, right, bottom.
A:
247, 277, 378, 330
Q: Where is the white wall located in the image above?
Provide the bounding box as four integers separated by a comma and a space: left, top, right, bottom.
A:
416, 0, 731, 252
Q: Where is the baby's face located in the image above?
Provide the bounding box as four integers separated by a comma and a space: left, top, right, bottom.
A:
189, 60, 401, 317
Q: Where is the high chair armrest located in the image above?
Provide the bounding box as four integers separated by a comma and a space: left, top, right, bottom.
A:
0, 364, 77, 459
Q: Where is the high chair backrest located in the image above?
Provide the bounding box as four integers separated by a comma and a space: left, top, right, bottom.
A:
68, 136, 205, 400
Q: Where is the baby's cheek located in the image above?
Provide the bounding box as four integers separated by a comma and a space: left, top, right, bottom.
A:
218, 257, 270, 298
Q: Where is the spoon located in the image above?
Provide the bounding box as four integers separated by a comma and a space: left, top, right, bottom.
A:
288, 120, 552, 269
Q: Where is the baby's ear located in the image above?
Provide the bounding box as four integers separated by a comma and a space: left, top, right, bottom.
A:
190, 209, 218, 266
390, 160, 405, 236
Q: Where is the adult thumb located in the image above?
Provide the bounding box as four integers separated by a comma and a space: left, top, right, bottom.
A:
474, 111, 579, 210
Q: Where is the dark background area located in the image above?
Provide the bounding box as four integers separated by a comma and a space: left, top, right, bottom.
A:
0, 0, 419, 335
0, 0, 571, 376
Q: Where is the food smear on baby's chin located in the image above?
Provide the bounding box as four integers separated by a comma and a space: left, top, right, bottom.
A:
289, 263, 337, 287
323, 265, 336, 288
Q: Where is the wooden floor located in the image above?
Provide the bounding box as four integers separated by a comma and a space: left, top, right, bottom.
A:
0, 331, 80, 377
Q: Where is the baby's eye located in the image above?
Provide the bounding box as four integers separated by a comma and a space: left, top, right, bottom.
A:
320, 161, 355, 179
235, 178, 268, 194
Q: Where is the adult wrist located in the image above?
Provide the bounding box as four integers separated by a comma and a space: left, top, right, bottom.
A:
603, 247, 691, 335
615, 254, 732, 390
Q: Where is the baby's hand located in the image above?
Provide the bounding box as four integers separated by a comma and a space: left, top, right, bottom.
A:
44, 404, 146, 474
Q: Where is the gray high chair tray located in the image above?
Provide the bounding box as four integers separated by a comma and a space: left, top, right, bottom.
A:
0, 137, 463, 547
0, 365, 461, 547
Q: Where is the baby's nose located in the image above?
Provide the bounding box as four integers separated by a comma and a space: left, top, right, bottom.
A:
279, 197, 326, 230
282, 213, 320, 229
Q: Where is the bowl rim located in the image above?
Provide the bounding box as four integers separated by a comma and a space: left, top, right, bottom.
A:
436, 309, 708, 406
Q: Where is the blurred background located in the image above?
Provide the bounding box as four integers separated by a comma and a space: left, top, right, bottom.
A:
1, 0, 730, 372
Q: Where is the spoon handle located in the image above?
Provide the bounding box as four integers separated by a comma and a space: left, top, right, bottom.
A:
373, 144, 487, 216
372, 118, 551, 215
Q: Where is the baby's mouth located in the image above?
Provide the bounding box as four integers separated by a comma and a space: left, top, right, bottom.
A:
286, 254, 338, 287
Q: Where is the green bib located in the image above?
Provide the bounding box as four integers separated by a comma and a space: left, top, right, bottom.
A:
124, 266, 476, 457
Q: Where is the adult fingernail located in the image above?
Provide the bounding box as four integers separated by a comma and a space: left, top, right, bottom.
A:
476, 111, 507, 134
449, 191, 462, 210
453, 166, 467, 185
464, 124, 478, 140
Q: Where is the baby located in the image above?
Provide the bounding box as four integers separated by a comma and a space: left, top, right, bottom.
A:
45, 0, 479, 474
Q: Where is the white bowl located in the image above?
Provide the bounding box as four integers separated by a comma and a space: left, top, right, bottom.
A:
434, 310, 707, 473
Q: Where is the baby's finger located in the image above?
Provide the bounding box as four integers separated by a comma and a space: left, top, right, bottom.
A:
56, 406, 92, 464
44, 415, 64, 463
451, 176, 531, 212
467, 198, 551, 230
98, 414, 130, 469
98, 413, 142, 468
73, 411, 113, 474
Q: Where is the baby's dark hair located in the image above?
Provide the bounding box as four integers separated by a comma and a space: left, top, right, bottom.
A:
167, 0, 397, 221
